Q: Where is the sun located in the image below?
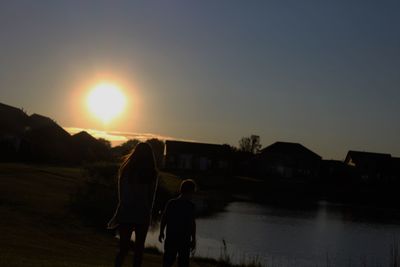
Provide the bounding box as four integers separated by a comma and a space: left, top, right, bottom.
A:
87, 83, 126, 124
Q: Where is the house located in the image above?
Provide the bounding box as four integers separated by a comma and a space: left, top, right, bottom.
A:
391, 157, 400, 180
23, 114, 74, 163
0, 134, 22, 160
320, 159, 358, 185
0, 102, 115, 164
164, 140, 231, 173
257, 141, 322, 180
0, 102, 28, 135
321, 160, 348, 178
344, 151, 392, 182
71, 131, 113, 163
0, 103, 29, 160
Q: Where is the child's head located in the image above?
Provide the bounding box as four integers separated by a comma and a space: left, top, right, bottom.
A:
180, 179, 196, 196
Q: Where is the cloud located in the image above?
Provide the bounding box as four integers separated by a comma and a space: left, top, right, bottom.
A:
63, 127, 195, 146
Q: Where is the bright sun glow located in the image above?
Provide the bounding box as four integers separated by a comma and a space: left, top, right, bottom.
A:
87, 83, 126, 124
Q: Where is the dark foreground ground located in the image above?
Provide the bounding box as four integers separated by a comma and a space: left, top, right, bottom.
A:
0, 163, 225, 267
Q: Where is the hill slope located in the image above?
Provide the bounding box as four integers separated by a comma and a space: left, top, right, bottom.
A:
0, 163, 216, 267
0, 163, 156, 267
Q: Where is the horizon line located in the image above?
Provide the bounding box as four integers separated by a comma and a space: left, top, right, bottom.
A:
63, 126, 198, 147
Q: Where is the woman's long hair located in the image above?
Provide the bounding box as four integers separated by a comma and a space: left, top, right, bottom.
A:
119, 142, 158, 184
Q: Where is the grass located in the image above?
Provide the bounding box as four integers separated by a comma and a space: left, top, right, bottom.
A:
0, 163, 115, 266
3, 162, 400, 267
0, 162, 234, 267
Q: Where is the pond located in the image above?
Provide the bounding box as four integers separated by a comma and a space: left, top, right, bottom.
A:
145, 201, 400, 266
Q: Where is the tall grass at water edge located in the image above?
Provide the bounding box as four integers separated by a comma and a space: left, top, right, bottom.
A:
203, 237, 400, 267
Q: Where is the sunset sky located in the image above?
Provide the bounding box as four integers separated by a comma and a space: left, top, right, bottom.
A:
1, 1, 399, 160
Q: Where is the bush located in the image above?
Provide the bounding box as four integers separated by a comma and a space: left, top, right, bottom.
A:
82, 162, 119, 186
69, 163, 118, 230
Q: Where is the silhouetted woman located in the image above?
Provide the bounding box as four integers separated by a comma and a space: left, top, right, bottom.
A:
108, 142, 158, 267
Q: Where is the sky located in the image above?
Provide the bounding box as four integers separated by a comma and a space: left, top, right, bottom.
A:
0, 1, 399, 160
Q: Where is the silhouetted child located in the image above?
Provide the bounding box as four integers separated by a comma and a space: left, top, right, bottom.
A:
159, 179, 196, 267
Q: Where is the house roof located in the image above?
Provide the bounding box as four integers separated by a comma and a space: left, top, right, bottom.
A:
72, 131, 98, 144
0, 102, 29, 135
0, 102, 26, 115
28, 113, 71, 139
165, 140, 230, 157
260, 141, 321, 160
29, 114, 56, 128
71, 131, 111, 161
345, 150, 392, 165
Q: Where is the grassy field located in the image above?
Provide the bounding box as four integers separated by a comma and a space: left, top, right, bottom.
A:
0, 163, 217, 267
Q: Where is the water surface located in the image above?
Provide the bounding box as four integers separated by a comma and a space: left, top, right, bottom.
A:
145, 201, 400, 266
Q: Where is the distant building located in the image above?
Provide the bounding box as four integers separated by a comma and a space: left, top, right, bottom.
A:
320, 159, 358, 184
0, 134, 21, 160
164, 140, 231, 173
0, 103, 29, 160
71, 131, 113, 163
391, 157, 400, 180
257, 141, 322, 180
344, 151, 392, 182
321, 160, 348, 177
0, 102, 28, 136
0, 102, 114, 164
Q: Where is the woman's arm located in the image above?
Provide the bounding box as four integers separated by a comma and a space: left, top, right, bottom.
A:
149, 175, 158, 209
107, 174, 122, 229
158, 201, 168, 243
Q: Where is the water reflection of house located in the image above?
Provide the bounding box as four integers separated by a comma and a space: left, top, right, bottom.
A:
257, 141, 321, 180
344, 151, 392, 182
164, 140, 231, 173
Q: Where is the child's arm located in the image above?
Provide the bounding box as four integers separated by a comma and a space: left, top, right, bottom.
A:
190, 212, 196, 251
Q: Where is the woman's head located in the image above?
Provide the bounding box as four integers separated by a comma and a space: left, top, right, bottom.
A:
120, 142, 158, 183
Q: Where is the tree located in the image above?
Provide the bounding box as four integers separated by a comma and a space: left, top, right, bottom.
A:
97, 138, 112, 149
122, 139, 140, 150
112, 139, 140, 158
239, 137, 251, 153
238, 135, 262, 154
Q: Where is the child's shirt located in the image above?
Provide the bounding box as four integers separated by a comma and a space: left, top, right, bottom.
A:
164, 196, 195, 248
